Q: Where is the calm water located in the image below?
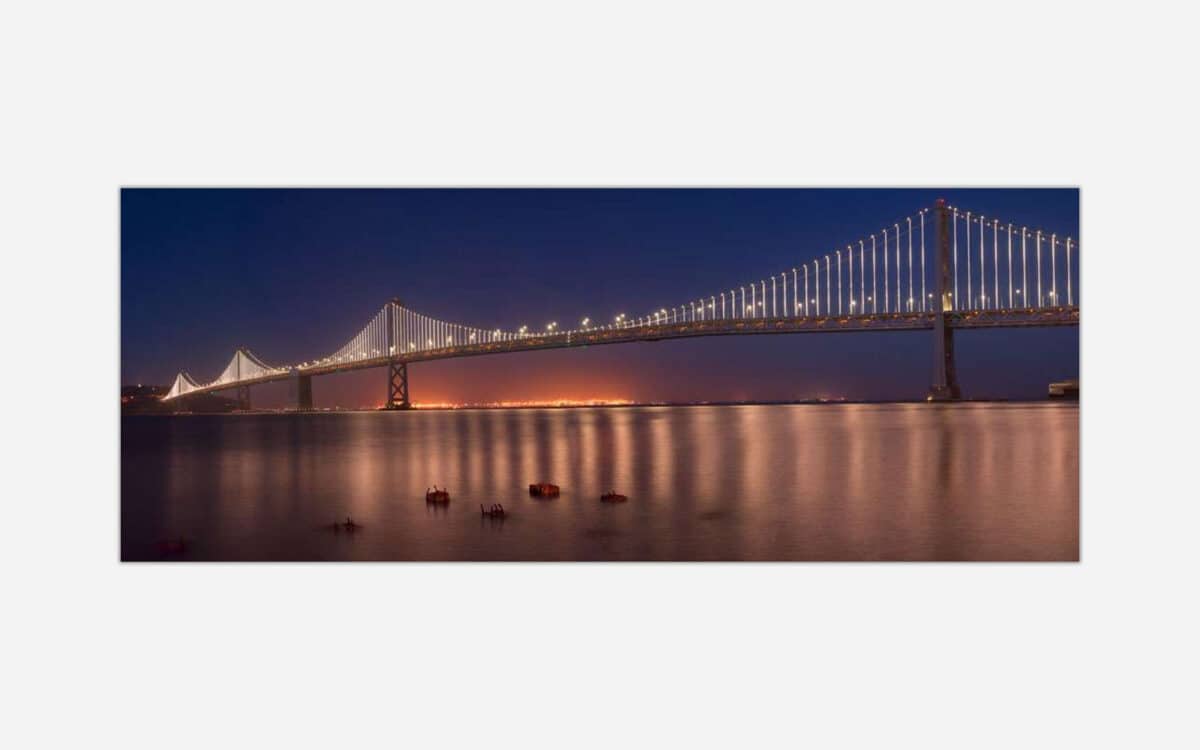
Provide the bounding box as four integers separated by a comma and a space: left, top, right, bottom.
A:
121, 403, 1079, 561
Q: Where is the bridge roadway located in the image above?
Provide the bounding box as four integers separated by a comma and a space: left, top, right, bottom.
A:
180, 305, 1079, 399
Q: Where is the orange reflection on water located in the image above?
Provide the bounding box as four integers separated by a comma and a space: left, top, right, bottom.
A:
123, 404, 1079, 561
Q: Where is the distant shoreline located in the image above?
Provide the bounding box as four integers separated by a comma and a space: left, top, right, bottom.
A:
127, 397, 1078, 416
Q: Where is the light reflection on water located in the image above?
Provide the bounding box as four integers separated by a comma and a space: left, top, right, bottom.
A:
122, 403, 1078, 561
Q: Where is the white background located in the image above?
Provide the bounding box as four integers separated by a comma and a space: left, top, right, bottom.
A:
2, 1, 1197, 748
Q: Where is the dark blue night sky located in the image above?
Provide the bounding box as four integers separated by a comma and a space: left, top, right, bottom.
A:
121, 188, 1079, 406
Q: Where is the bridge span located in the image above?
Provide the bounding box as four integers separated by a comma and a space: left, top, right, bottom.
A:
162, 200, 1079, 409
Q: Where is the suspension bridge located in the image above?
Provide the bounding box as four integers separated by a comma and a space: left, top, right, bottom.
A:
161, 200, 1079, 409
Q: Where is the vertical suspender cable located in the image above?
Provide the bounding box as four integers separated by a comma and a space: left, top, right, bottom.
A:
859, 241, 865, 312
953, 210, 959, 310
894, 223, 901, 312
907, 218, 913, 311
883, 228, 890, 313
1066, 238, 1073, 305
1021, 228, 1028, 307
836, 251, 842, 314
871, 236, 877, 313
814, 262, 820, 315
848, 246, 855, 313
1051, 233, 1057, 305
1007, 226, 1013, 308
1036, 230, 1043, 307
966, 211, 973, 309
992, 220, 999, 310
825, 258, 830, 314
979, 216, 986, 308
920, 212, 927, 312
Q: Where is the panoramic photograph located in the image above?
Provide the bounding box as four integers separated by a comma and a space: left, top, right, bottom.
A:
20, 4, 1199, 746
120, 187, 1079, 561
21, 2, 1200, 744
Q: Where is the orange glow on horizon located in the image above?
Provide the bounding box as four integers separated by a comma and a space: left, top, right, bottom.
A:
407, 397, 635, 410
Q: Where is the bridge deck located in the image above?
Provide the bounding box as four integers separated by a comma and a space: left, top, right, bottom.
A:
173, 306, 1078, 398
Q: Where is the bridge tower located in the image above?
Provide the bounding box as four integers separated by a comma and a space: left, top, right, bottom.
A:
386, 361, 411, 410
385, 299, 411, 410
928, 199, 962, 400
231, 348, 251, 410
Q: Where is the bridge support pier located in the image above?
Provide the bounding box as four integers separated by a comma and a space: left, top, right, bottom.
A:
235, 385, 251, 411
929, 313, 961, 401
288, 372, 313, 412
386, 360, 410, 410
928, 199, 962, 401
